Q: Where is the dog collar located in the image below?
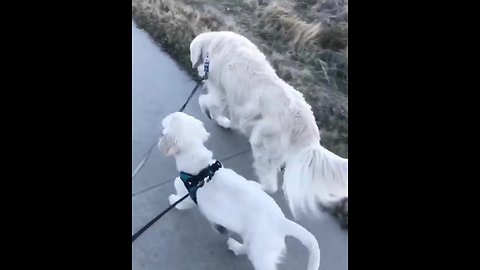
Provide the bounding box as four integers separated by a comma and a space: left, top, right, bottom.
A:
203, 55, 210, 80
179, 160, 222, 204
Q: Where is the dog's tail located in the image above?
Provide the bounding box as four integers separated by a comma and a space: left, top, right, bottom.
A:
283, 219, 320, 270
283, 144, 348, 218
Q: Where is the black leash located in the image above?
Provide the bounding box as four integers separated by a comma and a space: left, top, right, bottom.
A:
132, 57, 211, 243
131, 78, 205, 180
132, 193, 189, 243
178, 79, 204, 112
132, 56, 209, 180
132, 160, 222, 243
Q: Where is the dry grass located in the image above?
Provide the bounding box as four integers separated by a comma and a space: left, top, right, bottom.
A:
132, 0, 348, 157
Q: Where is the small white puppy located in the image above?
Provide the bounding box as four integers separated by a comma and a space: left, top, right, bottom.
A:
158, 112, 320, 270
190, 31, 348, 218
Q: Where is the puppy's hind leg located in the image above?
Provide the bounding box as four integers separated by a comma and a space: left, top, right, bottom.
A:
168, 177, 196, 210
248, 237, 284, 270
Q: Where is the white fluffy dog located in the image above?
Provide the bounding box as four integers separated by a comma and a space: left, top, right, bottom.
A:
159, 112, 320, 270
189, 31, 348, 218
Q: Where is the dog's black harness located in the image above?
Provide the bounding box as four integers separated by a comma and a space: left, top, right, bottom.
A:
179, 160, 222, 204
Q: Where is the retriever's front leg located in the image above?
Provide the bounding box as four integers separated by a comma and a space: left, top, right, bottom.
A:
198, 93, 231, 129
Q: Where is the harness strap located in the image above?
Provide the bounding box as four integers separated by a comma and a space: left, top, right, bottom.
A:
179, 160, 222, 204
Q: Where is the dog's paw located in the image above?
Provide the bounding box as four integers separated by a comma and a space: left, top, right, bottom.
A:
227, 238, 245, 256
169, 194, 195, 210
216, 116, 231, 129
260, 182, 278, 194
258, 173, 279, 193
168, 194, 177, 205
168, 194, 179, 206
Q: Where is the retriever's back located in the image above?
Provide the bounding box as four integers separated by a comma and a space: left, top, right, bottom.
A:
200, 32, 319, 143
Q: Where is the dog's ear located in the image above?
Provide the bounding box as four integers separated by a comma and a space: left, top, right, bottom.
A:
158, 133, 179, 156
190, 37, 203, 69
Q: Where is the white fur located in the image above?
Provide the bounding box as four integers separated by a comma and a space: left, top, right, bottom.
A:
159, 112, 320, 270
189, 31, 348, 218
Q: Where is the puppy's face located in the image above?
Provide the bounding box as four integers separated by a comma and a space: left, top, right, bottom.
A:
158, 112, 210, 156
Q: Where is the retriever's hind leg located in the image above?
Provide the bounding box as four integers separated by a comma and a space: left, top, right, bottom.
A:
251, 153, 280, 193
250, 126, 284, 193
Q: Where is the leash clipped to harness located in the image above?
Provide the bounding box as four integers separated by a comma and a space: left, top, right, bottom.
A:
132, 160, 222, 243
132, 57, 213, 242
132, 56, 211, 180
179, 160, 222, 204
